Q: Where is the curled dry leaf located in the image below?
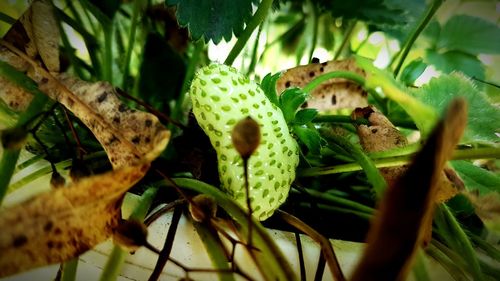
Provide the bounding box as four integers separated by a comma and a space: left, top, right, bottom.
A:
43, 74, 171, 168
351, 106, 461, 202
351, 99, 467, 281
0, 164, 150, 278
352, 106, 409, 187
0, 0, 59, 111
276, 59, 368, 111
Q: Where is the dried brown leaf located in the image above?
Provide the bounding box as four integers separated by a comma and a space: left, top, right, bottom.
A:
0, 0, 60, 111
351, 106, 459, 203
42, 74, 170, 168
351, 99, 467, 281
0, 164, 149, 277
276, 59, 368, 111
30, 0, 60, 72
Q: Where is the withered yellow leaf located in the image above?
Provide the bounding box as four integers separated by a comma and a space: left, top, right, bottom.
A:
0, 0, 59, 111
351, 99, 467, 281
276, 59, 368, 111
351, 106, 460, 203
0, 164, 149, 278
30, 0, 60, 73
41, 74, 170, 168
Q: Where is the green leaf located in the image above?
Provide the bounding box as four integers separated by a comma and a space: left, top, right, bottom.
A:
293, 125, 322, 155
355, 56, 438, 136
315, 0, 406, 25
89, 0, 120, 19
294, 109, 318, 125
451, 160, 500, 195
400, 59, 428, 86
138, 33, 186, 110
260, 72, 281, 106
413, 73, 500, 143
425, 49, 485, 80
279, 88, 308, 124
165, 0, 256, 44
437, 15, 500, 55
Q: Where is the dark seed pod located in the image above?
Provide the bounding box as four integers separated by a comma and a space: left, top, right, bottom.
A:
1, 127, 28, 150
69, 158, 91, 182
113, 219, 148, 252
231, 116, 260, 159
189, 194, 217, 223
50, 171, 66, 188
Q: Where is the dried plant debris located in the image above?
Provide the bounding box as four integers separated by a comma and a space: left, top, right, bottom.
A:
351, 106, 461, 202
0, 164, 149, 278
276, 59, 368, 111
0, 0, 59, 111
2, 0, 59, 72
352, 106, 409, 187
351, 99, 467, 281
42, 74, 170, 168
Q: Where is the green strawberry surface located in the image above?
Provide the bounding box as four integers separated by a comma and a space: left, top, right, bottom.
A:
189, 63, 300, 220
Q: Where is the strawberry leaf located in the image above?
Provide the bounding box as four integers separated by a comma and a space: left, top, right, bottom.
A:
293, 125, 322, 155
413, 73, 500, 144
437, 15, 500, 55
165, 0, 257, 44
425, 49, 485, 80
400, 59, 427, 86
260, 72, 281, 107
293, 108, 318, 125
279, 87, 308, 124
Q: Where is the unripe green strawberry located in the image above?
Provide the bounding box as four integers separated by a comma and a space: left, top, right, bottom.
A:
189, 63, 300, 220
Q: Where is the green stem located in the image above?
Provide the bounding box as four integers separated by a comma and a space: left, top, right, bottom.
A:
412, 250, 431, 281
168, 178, 297, 281
103, 24, 114, 83
99, 186, 158, 281
224, 0, 273, 65
333, 21, 356, 60
170, 40, 204, 132
121, 0, 143, 89
467, 231, 500, 261
246, 23, 264, 76
0, 61, 49, 205
291, 188, 374, 214
302, 203, 372, 220
322, 132, 387, 197
392, 0, 443, 76
0, 11, 16, 24
438, 205, 485, 281
426, 242, 470, 280
61, 258, 79, 281
299, 146, 500, 177
302, 70, 366, 93
313, 114, 369, 125
307, 0, 319, 63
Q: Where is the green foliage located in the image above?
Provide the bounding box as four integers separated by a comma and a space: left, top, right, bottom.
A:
279, 88, 308, 124
437, 15, 500, 55
451, 160, 500, 195
88, 0, 120, 19
422, 15, 500, 80
260, 72, 281, 106
293, 109, 318, 125
165, 0, 258, 43
292, 125, 322, 155
138, 33, 186, 111
400, 58, 428, 86
413, 73, 500, 143
426, 49, 485, 79
315, 0, 405, 25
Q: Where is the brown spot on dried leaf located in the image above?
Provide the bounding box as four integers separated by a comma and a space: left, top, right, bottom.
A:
0, 165, 149, 278
13, 235, 28, 248
276, 59, 367, 111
